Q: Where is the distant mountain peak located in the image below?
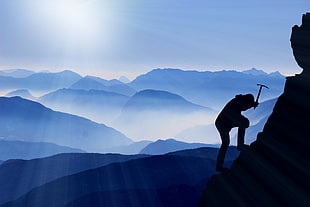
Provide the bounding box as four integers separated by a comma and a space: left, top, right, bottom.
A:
242, 68, 268, 76
147, 68, 186, 75
56, 70, 82, 77
136, 89, 184, 99
1, 68, 33, 73
0, 69, 35, 78
81, 76, 123, 86
70, 77, 106, 90
124, 89, 206, 112
152, 138, 179, 144
6, 89, 36, 100
119, 76, 131, 83
242, 68, 284, 77
139, 138, 215, 155
268, 71, 284, 77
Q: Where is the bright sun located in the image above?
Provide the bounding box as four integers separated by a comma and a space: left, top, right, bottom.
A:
34, 0, 105, 44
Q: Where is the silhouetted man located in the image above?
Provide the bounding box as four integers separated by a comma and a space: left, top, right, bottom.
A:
215, 94, 258, 172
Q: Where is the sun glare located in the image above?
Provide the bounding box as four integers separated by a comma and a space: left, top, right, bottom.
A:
32, 0, 110, 47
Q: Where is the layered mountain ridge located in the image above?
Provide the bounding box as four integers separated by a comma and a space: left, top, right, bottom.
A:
0, 96, 132, 152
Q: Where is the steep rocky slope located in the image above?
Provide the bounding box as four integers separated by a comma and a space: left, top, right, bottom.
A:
198, 13, 310, 207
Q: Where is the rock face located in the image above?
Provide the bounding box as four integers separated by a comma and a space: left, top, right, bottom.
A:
198, 13, 310, 207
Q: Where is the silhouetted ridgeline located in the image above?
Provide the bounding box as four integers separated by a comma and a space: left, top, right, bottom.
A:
198, 13, 310, 207
0, 147, 239, 207
0, 153, 150, 204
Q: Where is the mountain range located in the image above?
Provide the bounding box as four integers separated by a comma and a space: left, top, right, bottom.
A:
242, 68, 282, 76
100, 140, 152, 155
0, 147, 239, 207
0, 67, 287, 207
0, 69, 135, 98
70, 76, 136, 96
0, 96, 132, 152
0, 70, 81, 93
114, 89, 216, 140
0, 68, 283, 149
1, 68, 284, 111
0, 140, 84, 160
0, 153, 150, 204
39, 88, 130, 124
122, 89, 207, 112
129, 68, 285, 109
139, 139, 217, 155
0, 69, 35, 78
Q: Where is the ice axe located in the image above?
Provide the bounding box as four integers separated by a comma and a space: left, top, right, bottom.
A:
255, 84, 269, 109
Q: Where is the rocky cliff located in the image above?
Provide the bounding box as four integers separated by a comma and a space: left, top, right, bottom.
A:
198, 13, 310, 207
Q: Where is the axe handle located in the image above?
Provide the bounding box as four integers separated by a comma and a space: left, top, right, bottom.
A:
254, 86, 263, 109
256, 86, 262, 103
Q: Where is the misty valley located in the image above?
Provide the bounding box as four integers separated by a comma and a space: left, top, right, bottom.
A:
0, 67, 285, 206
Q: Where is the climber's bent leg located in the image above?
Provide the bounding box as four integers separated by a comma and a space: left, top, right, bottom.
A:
216, 124, 230, 172
237, 127, 249, 150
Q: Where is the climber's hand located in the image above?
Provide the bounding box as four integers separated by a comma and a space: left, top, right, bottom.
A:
254, 101, 259, 108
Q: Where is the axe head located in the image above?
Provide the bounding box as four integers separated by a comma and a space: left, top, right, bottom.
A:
257, 83, 269, 89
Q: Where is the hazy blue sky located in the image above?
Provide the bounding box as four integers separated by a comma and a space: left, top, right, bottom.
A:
0, 0, 309, 79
